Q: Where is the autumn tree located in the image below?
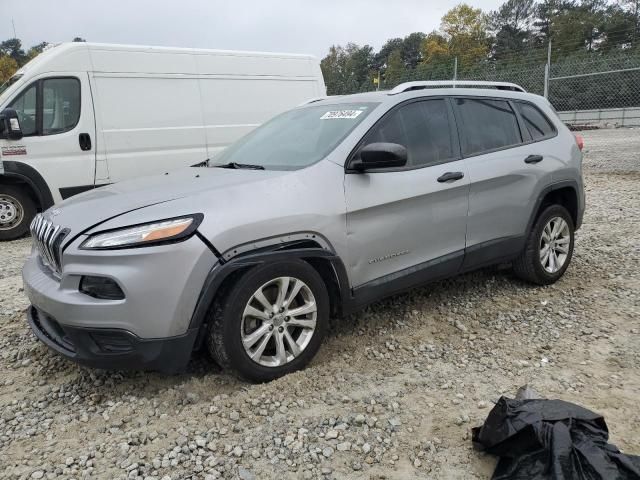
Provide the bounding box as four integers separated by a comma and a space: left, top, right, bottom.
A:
0, 55, 18, 83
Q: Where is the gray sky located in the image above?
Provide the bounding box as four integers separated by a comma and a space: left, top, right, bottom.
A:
1, 0, 504, 59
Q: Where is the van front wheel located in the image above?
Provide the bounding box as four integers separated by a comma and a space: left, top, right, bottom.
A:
0, 185, 36, 241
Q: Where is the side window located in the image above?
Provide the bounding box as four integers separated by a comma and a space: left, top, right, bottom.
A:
8, 84, 37, 136
363, 99, 454, 168
42, 78, 81, 135
455, 98, 522, 155
516, 102, 556, 141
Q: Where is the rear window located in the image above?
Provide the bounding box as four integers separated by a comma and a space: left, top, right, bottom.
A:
515, 102, 556, 141
455, 98, 522, 156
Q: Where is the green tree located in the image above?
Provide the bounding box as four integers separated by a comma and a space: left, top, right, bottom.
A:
373, 37, 404, 71
620, 0, 640, 42
401, 32, 427, 68
491, 0, 536, 59
320, 43, 375, 95
383, 49, 405, 87
0, 38, 26, 66
27, 42, 49, 60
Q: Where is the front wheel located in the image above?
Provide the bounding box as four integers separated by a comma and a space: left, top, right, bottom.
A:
513, 205, 575, 285
207, 260, 329, 382
0, 185, 36, 241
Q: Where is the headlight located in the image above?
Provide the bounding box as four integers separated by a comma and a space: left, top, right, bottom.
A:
81, 214, 203, 249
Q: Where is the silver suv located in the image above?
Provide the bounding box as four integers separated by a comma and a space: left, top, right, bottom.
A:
22, 81, 585, 381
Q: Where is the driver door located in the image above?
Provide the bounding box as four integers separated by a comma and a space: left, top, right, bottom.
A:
345, 98, 470, 289
3, 73, 96, 203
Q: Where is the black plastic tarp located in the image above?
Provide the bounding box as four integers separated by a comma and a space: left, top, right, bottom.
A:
472, 396, 640, 480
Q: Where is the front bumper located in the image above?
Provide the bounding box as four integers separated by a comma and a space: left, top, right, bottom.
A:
22, 234, 218, 372
28, 306, 198, 372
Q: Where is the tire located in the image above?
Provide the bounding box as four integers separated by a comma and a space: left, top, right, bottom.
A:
207, 259, 329, 382
0, 185, 36, 241
513, 204, 575, 285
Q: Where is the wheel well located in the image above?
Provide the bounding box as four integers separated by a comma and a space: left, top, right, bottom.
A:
537, 186, 578, 226
193, 252, 346, 350
303, 256, 343, 318
0, 177, 41, 211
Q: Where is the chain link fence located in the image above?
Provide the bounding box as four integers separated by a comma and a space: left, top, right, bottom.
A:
364, 47, 640, 167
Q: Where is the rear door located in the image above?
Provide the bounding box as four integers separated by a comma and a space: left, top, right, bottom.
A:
345, 98, 469, 288
453, 96, 555, 267
3, 74, 96, 202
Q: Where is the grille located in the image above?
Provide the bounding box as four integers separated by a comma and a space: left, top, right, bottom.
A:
30, 213, 69, 276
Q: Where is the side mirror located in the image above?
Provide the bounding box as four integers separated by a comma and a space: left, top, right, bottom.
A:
0, 108, 24, 140
352, 142, 407, 171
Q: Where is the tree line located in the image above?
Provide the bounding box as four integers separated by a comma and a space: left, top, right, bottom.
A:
321, 0, 640, 95
0, 38, 85, 83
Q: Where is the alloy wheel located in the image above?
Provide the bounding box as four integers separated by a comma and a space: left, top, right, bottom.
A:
539, 216, 571, 273
241, 276, 317, 367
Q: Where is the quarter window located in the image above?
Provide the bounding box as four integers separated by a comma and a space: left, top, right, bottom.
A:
42, 78, 81, 135
516, 102, 556, 141
8, 83, 37, 136
363, 99, 454, 168
455, 98, 522, 155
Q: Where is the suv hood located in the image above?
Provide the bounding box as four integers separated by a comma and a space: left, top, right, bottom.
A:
44, 167, 288, 237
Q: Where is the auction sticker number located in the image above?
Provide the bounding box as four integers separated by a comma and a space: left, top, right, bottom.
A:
320, 110, 364, 120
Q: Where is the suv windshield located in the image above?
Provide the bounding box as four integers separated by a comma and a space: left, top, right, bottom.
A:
212, 102, 379, 170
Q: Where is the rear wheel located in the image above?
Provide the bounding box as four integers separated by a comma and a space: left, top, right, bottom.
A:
0, 185, 36, 241
207, 260, 329, 382
513, 205, 575, 285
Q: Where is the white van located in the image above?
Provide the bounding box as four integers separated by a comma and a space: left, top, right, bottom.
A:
0, 42, 326, 240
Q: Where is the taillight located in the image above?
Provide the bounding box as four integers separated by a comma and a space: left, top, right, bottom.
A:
574, 133, 584, 151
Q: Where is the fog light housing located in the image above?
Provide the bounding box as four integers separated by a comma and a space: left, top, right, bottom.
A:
79, 276, 125, 300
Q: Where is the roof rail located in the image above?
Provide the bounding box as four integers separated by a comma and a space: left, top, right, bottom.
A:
388, 81, 526, 95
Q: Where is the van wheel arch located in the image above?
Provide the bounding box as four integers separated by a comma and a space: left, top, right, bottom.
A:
2, 160, 55, 212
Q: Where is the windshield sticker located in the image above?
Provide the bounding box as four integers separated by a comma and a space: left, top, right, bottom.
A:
321, 110, 364, 120
1, 145, 27, 156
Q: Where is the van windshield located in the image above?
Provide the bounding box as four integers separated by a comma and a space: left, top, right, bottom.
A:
0, 75, 22, 98
212, 102, 379, 171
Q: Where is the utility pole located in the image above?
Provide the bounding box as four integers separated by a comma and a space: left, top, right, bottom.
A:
544, 40, 552, 98
12, 19, 17, 38
453, 57, 458, 86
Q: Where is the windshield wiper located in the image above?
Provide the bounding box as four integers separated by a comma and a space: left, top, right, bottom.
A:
215, 162, 265, 170
191, 158, 210, 168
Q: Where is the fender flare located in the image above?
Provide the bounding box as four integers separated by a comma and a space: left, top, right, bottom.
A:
1, 160, 55, 210
525, 180, 582, 235
188, 246, 352, 343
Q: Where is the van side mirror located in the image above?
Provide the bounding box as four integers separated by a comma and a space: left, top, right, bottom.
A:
0, 108, 24, 140
351, 142, 408, 171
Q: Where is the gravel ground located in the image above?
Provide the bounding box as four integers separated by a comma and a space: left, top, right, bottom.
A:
1, 130, 639, 479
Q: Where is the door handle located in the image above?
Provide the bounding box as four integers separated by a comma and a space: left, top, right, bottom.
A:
437, 171, 464, 183
525, 154, 543, 164
79, 133, 92, 151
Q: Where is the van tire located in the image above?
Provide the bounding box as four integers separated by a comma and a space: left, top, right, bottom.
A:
207, 260, 329, 382
0, 185, 36, 241
513, 205, 574, 285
